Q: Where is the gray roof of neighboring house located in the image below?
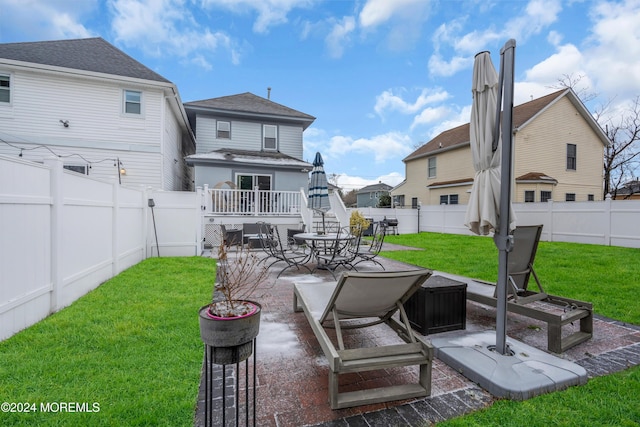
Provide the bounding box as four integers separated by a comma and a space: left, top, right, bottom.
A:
0, 37, 171, 83
357, 182, 393, 194
185, 92, 316, 129
185, 148, 312, 169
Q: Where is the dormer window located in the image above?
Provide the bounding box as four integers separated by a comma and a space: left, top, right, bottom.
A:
263, 124, 277, 150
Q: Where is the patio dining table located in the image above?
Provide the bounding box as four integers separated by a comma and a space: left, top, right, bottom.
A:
293, 232, 354, 272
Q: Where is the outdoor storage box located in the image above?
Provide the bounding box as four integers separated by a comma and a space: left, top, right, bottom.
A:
404, 275, 467, 335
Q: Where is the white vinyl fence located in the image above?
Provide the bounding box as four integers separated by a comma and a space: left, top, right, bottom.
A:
352, 197, 640, 248
3, 152, 639, 341
0, 155, 201, 341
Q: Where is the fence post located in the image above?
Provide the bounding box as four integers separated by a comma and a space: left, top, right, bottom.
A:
604, 193, 612, 246
196, 187, 204, 255
547, 200, 554, 242
112, 177, 120, 276
44, 157, 63, 313
253, 186, 259, 216
202, 184, 209, 212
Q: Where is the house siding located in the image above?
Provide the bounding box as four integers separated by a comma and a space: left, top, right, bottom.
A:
194, 115, 303, 159
162, 100, 185, 191
0, 64, 187, 190
515, 97, 604, 201
393, 93, 605, 206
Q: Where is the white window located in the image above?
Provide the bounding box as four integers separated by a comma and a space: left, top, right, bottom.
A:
440, 194, 458, 205
124, 90, 142, 114
524, 191, 535, 202
217, 121, 230, 139
263, 125, 277, 150
428, 157, 436, 178
63, 164, 88, 175
567, 143, 577, 170
0, 74, 10, 103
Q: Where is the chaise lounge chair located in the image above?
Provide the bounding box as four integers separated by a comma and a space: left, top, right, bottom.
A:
466, 224, 593, 353
293, 269, 434, 409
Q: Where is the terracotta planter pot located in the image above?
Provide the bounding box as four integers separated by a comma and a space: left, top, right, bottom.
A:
198, 301, 261, 364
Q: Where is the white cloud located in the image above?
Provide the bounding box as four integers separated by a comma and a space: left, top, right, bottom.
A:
325, 16, 356, 59
429, 0, 562, 76
525, 43, 585, 84
109, 0, 241, 67
325, 132, 413, 164
410, 106, 452, 130
425, 105, 472, 140
201, 0, 314, 33
0, 0, 95, 40
428, 54, 472, 77
359, 0, 429, 28
374, 88, 450, 116
335, 171, 405, 191
583, 0, 640, 99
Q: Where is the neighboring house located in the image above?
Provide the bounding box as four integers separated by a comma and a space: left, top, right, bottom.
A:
613, 179, 640, 200
392, 89, 608, 206
184, 92, 315, 192
357, 181, 392, 208
0, 38, 195, 190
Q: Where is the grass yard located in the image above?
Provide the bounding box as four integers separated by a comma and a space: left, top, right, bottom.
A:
383, 232, 640, 324
0, 257, 214, 426
1, 233, 639, 426
382, 232, 640, 426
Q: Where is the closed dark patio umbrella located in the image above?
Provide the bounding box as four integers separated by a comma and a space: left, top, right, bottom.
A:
308, 152, 331, 233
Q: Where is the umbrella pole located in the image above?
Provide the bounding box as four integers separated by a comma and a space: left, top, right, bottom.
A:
494, 39, 516, 355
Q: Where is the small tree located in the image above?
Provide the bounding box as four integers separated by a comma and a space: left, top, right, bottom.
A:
211, 243, 270, 317
378, 194, 391, 208
349, 210, 370, 236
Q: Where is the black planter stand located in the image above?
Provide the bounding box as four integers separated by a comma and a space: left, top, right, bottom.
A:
203, 340, 257, 427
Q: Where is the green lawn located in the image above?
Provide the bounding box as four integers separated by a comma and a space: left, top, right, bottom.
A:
381, 232, 640, 426
1, 233, 639, 426
383, 232, 640, 324
0, 257, 214, 426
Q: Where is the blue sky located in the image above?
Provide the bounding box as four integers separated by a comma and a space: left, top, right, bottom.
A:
2, 0, 640, 191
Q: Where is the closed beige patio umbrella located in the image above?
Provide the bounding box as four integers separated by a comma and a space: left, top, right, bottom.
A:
464, 45, 517, 355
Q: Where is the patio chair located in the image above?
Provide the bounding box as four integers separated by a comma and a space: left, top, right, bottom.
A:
466, 224, 594, 353
293, 269, 434, 409
260, 226, 312, 278
353, 222, 387, 270
286, 228, 307, 253
316, 226, 361, 279
220, 224, 242, 247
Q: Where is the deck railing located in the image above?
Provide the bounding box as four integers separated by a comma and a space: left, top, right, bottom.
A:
204, 186, 302, 215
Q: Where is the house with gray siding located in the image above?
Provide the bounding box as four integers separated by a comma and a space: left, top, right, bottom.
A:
357, 182, 392, 208
184, 92, 315, 193
0, 38, 195, 190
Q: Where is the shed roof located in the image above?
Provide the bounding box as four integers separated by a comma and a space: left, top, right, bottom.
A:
0, 37, 170, 83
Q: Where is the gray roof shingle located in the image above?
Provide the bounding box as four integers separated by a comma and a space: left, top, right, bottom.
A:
0, 37, 171, 83
185, 92, 316, 125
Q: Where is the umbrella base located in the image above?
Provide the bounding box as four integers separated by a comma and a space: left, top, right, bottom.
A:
430, 331, 586, 400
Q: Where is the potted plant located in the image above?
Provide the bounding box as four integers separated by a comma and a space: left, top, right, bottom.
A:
199, 242, 270, 364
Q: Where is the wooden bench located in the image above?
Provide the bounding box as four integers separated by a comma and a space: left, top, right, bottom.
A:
466, 279, 593, 354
